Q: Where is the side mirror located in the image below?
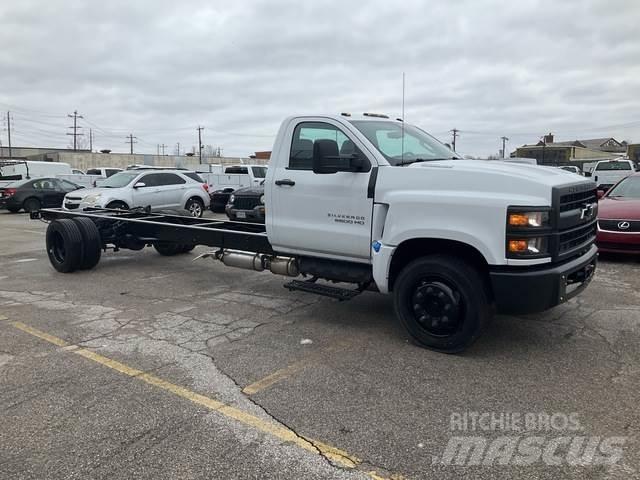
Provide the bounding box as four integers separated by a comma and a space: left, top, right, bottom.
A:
133, 182, 146, 188
597, 190, 605, 199
312, 139, 365, 174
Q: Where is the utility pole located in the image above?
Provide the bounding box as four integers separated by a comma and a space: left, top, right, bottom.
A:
157, 144, 160, 155
176, 142, 180, 156
197, 126, 204, 161
7, 111, 12, 160
89, 128, 93, 152
500, 136, 509, 158
66, 110, 84, 151
450, 128, 459, 152
161, 144, 167, 156
126, 134, 138, 154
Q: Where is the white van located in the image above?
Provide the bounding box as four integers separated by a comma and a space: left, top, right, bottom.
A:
0, 160, 73, 187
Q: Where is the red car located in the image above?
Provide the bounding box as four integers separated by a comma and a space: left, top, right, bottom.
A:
596, 173, 640, 254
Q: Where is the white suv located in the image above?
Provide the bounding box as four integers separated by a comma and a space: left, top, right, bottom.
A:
63, 170, 210, 217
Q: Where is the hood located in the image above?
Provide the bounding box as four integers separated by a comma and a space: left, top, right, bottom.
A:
234, 185, 264, 196
409, 160, 580, 187
598, 197, 640, 220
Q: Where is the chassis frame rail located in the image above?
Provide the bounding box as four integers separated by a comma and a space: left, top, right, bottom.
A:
36, 207, 274, 254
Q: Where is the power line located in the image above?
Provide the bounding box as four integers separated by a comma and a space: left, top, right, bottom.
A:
125, 134, 138, 154
66, 110, 84, 151
197, 126, 204, 161
7, 111, 13, 159
500, 136, 509, 158
450, 128, 459, 151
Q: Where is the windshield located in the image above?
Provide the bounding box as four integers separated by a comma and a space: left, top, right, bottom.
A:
350, 120, 459, 166
596, 161, 631, 171
99, 171, 140, 188
607, 175, 640, 198
251, 166, 267, 178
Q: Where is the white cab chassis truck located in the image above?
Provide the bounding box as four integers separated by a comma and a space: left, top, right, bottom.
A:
34, 114, 598, 353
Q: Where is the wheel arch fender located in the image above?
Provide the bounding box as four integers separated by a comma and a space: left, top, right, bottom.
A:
373, 237, 492, 294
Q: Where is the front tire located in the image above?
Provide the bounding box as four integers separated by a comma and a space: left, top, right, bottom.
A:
106, 201, 129, 211
393, 255, 491, 353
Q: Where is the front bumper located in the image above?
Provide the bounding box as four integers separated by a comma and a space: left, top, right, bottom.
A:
489, 244, 597, 315
596, 229, 640, 254
225, 205, 265, 223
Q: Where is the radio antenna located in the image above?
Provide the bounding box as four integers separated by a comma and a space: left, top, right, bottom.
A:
401, 72, 405, 162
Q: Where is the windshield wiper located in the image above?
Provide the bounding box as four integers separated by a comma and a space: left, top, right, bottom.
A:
396, 157, 458, 166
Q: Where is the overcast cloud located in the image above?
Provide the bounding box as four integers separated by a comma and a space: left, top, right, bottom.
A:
1, 0, 640, 157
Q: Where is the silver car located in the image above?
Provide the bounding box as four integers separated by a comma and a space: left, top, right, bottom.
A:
63, 170, 210, 217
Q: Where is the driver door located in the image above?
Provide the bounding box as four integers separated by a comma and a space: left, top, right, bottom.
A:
269, 119, 375, 261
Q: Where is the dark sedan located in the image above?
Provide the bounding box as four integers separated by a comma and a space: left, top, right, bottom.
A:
596, 173, 640, 254
0, 177, 83, 213
225, 185, 265, 223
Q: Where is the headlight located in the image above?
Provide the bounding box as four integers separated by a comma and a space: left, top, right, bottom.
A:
84, 194, 102, 204
506, 207, 551, 258
229, 194, 235, 203
259, 194, 265, 204
508, 211, 549, 228
507, 237, 548, 255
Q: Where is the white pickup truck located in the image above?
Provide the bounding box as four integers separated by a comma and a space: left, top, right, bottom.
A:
590, 158, 635, 191
36, 113, 599, 353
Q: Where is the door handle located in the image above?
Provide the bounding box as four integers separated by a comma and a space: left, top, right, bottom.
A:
275, 179, 295, 186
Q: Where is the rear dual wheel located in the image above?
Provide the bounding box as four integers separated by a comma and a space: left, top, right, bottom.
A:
46, 218, 102, 273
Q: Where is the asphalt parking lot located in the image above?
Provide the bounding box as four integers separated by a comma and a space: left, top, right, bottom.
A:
0, 210, 639, 479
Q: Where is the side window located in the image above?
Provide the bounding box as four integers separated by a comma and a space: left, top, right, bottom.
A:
32, 179, 56, 189
156, 173, 186, 186
289, 122, 353, 170
106, 169, 120, 177
140, 173, 161, 187
60, 180, 78, 190
86, 169, 100, 175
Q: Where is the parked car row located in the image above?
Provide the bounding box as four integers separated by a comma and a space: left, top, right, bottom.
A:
0, 169, 210, 217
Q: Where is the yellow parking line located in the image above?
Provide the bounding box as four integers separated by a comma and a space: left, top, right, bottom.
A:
9, 321, 369, 472
243, 361, 308, 395
243, 340, 353, 396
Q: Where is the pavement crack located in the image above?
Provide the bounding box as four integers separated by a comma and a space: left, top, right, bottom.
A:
202, 351, 355, 473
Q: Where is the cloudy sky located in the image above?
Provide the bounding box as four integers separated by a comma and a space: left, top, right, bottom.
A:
1, 0, 640, 158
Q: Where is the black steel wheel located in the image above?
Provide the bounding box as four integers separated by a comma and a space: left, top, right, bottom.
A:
45, 219, 83, 273
72, 217, 102, 270
393, 255, 491, 353
186, 198, 204, 218
23, 197, 41, 213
